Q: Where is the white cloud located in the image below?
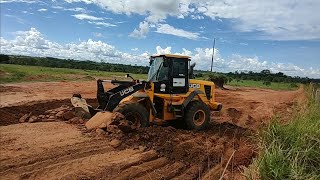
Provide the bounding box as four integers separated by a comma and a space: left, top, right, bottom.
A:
189, 47, 225, 70
154, 46, 320, 78
72, 13, 103, 21
195, 0, 320, 40
71, 13, 115, 27
1, 0, 38, 3
0, 28, 149, 65
52, 6, 63, 9
65, 0, 192, 38
156, 24, 200, 40
13, 28, 52, 49
64, 0, 320, 40
129, 21, 150, 39
190, 14, 204, 20
1, 28, 319, 78
131, 48, 139, 51
88, 21, 116, 27
65, 0, 183, 23
64, 7, 86, 12
37, 8, 47, 12
65, 0, 92, 3
225, 55, 320, 78
156, 46, 171, 54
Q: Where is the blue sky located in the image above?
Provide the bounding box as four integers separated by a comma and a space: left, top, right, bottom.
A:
1, 0, 320, 78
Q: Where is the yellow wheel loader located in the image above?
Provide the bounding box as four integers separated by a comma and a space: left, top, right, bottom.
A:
72, 54, 222, 130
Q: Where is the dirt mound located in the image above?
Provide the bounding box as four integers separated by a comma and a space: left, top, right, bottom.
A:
67, 104, 256, 176
97, 121, 255, 172
0, 99, 97, 126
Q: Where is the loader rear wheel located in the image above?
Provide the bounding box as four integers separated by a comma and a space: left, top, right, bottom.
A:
113, 103, 149, 128
184, 101, 210, 130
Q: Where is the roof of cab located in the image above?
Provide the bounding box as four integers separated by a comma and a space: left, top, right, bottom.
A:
150, 54, 190, 59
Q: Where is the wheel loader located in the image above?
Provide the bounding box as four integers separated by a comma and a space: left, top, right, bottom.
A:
72, 54, 222, 130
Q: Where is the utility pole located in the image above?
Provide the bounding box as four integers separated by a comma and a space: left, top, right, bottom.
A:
210, 38, 216, 72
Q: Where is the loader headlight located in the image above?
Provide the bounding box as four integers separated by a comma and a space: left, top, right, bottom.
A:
160, 84, 166, 92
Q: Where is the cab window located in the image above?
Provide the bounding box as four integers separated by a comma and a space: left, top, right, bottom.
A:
172, 59, 186, 77
158, 65, 169, 81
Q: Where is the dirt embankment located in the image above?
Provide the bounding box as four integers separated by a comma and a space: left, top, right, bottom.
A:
0, 99, 97, 126
0, 81, 302, 179
0, 81, 114, 108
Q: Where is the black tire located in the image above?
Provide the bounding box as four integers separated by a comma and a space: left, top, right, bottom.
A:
113, 102, 149, 128
184, 101, 210, 130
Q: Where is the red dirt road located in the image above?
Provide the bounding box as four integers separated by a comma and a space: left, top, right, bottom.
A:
0, 81, 302, 179
215, 86, 303, 129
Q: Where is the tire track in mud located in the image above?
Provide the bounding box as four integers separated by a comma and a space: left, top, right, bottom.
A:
0, 139, 111, 172
22, 149, 157, 180
136, 162, 186, 180
0, 123, 255, 180
1, 142, 159, 180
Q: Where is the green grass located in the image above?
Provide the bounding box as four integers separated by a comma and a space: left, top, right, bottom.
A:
195, 74, 298, 90
0, 64, 147, 83
228, 79, 299, 90
0, 64, 299, 91
246, 86, 320, 179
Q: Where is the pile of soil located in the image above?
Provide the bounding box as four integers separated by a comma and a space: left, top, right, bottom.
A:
0, 99, 97, 126
97, 120, 256, 171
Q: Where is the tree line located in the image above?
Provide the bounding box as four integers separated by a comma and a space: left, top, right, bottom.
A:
196, 68, 319, 86
0, 54, 149, 74
1, 54, 319, 84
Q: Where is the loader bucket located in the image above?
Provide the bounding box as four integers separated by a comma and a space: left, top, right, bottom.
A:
71, 96, 92, 119
71, 96, 90, 112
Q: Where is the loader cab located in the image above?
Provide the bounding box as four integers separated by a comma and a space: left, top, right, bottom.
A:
148, 54, 190, 94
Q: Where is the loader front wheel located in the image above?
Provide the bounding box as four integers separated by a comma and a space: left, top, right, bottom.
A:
184, 101, 210, 130
113, 103, 149, 128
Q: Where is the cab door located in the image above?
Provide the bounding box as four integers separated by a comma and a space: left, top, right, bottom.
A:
170, 58, 189, 94
153, 59, 171, 94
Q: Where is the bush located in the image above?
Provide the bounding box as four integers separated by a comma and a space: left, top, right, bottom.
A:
247, 86, 320, 179
195, 72, 203, 78
290, 83, 298, 88
263, 81, 271, 86
207, 73, 228, 88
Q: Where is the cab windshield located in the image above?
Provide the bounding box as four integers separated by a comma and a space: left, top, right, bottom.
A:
147, 56, 164, 81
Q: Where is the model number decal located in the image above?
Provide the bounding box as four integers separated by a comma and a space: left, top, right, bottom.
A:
120, 87, 134, 96
189, 83, 200, 88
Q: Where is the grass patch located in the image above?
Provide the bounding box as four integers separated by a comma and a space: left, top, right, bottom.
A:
246, 86, 320, 179
228, 80, 298, 90
196, 74, 298, 90
0, 64, 147, 83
